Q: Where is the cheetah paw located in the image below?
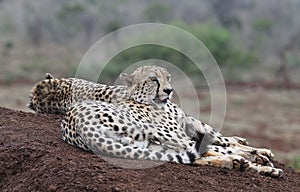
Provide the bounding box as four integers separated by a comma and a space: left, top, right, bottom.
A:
254, 148, 274, 160
260, 167, 283, 178
232, 136, 249, 146
255, 155, 273, 166
233, 158, 250, 171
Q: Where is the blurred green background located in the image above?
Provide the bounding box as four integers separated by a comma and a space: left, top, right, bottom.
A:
1, 0, 300, 84
0, 0, 299, 169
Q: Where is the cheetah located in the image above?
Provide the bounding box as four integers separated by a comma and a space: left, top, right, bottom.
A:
28, 66, 283, 177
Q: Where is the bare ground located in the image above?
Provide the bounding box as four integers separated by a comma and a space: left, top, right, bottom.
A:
0, 106, 300, 192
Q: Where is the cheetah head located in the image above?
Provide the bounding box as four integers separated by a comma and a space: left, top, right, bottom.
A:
120, 66, 173, 105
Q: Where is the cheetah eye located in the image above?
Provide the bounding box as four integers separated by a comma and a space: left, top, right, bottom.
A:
167, 76, 171, 82
149, 77, 158, 83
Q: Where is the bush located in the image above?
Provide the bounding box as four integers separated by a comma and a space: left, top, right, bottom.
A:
98, 21, 257, 83
290, 156, 300, 170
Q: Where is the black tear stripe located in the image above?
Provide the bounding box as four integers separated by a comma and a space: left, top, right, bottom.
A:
155, 80, 160, 99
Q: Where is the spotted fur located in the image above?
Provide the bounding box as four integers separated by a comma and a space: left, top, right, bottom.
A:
28, 66, 283, 177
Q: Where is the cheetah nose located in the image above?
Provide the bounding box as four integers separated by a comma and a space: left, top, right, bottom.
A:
163, 88, 173, 95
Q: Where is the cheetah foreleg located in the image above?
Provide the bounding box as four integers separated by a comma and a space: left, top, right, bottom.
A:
206, 145, 274, 167
194, 154, 283, 178
185, 116, 249, 147
225, 142, 274, 160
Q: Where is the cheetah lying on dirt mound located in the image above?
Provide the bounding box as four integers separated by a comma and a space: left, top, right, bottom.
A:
28, 66, 283, 177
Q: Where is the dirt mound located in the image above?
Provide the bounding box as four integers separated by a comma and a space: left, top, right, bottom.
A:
0, 107, 299, 192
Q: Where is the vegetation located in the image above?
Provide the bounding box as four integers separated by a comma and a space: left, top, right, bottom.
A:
290, 156, 300, 170
98, 22, 258, 83
0, 0, 300, 84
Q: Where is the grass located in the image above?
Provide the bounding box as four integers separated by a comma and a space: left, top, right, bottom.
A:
290, 156, 300, 170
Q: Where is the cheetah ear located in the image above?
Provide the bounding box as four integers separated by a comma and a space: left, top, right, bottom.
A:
120, 73, 134, 87
45, 73, 54, 79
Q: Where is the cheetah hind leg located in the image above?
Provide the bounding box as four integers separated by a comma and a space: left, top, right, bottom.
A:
117, 136, 150, 149
81, 134, 199, 165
